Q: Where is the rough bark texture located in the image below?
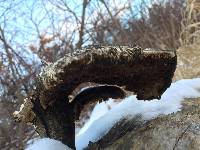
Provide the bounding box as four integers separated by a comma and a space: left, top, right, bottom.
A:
86, 98, 200, 150
13, 46, 176, 149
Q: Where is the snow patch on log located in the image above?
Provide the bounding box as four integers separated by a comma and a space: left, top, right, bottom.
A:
76, 78, 200, 150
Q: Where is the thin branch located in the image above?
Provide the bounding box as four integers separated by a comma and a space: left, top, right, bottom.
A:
76, 0, 90, 49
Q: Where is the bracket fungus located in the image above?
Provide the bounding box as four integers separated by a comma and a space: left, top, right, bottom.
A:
14, 46, 177, 149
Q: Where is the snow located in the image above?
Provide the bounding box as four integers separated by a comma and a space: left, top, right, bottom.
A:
76, 78, 200, 149
26, 78, 200, 150
25, 138, 71, 150
77, 99, 119, 136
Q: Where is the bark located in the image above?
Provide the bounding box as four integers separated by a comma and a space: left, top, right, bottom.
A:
13, 45, 176, 149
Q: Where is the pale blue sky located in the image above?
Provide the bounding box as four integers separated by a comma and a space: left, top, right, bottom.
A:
0, 0, 149, 49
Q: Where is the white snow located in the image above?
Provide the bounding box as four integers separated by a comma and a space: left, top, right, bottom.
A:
75, 78, 200, 149
26, 78, 200, 150
77, 99, 119, 136
25, 138, 71, 150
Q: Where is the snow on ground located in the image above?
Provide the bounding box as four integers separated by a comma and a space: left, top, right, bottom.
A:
26, 78, 200, 150
25, 138, 71, 150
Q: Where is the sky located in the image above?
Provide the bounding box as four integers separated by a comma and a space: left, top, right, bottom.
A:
0, 0, 151, 65
0, 0, 148, 45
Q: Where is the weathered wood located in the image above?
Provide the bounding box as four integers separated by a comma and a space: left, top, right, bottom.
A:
13, 46, 176, 149
87, 98, 200, 150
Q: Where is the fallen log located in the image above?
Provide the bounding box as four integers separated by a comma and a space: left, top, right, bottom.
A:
87, 98, 200, 150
